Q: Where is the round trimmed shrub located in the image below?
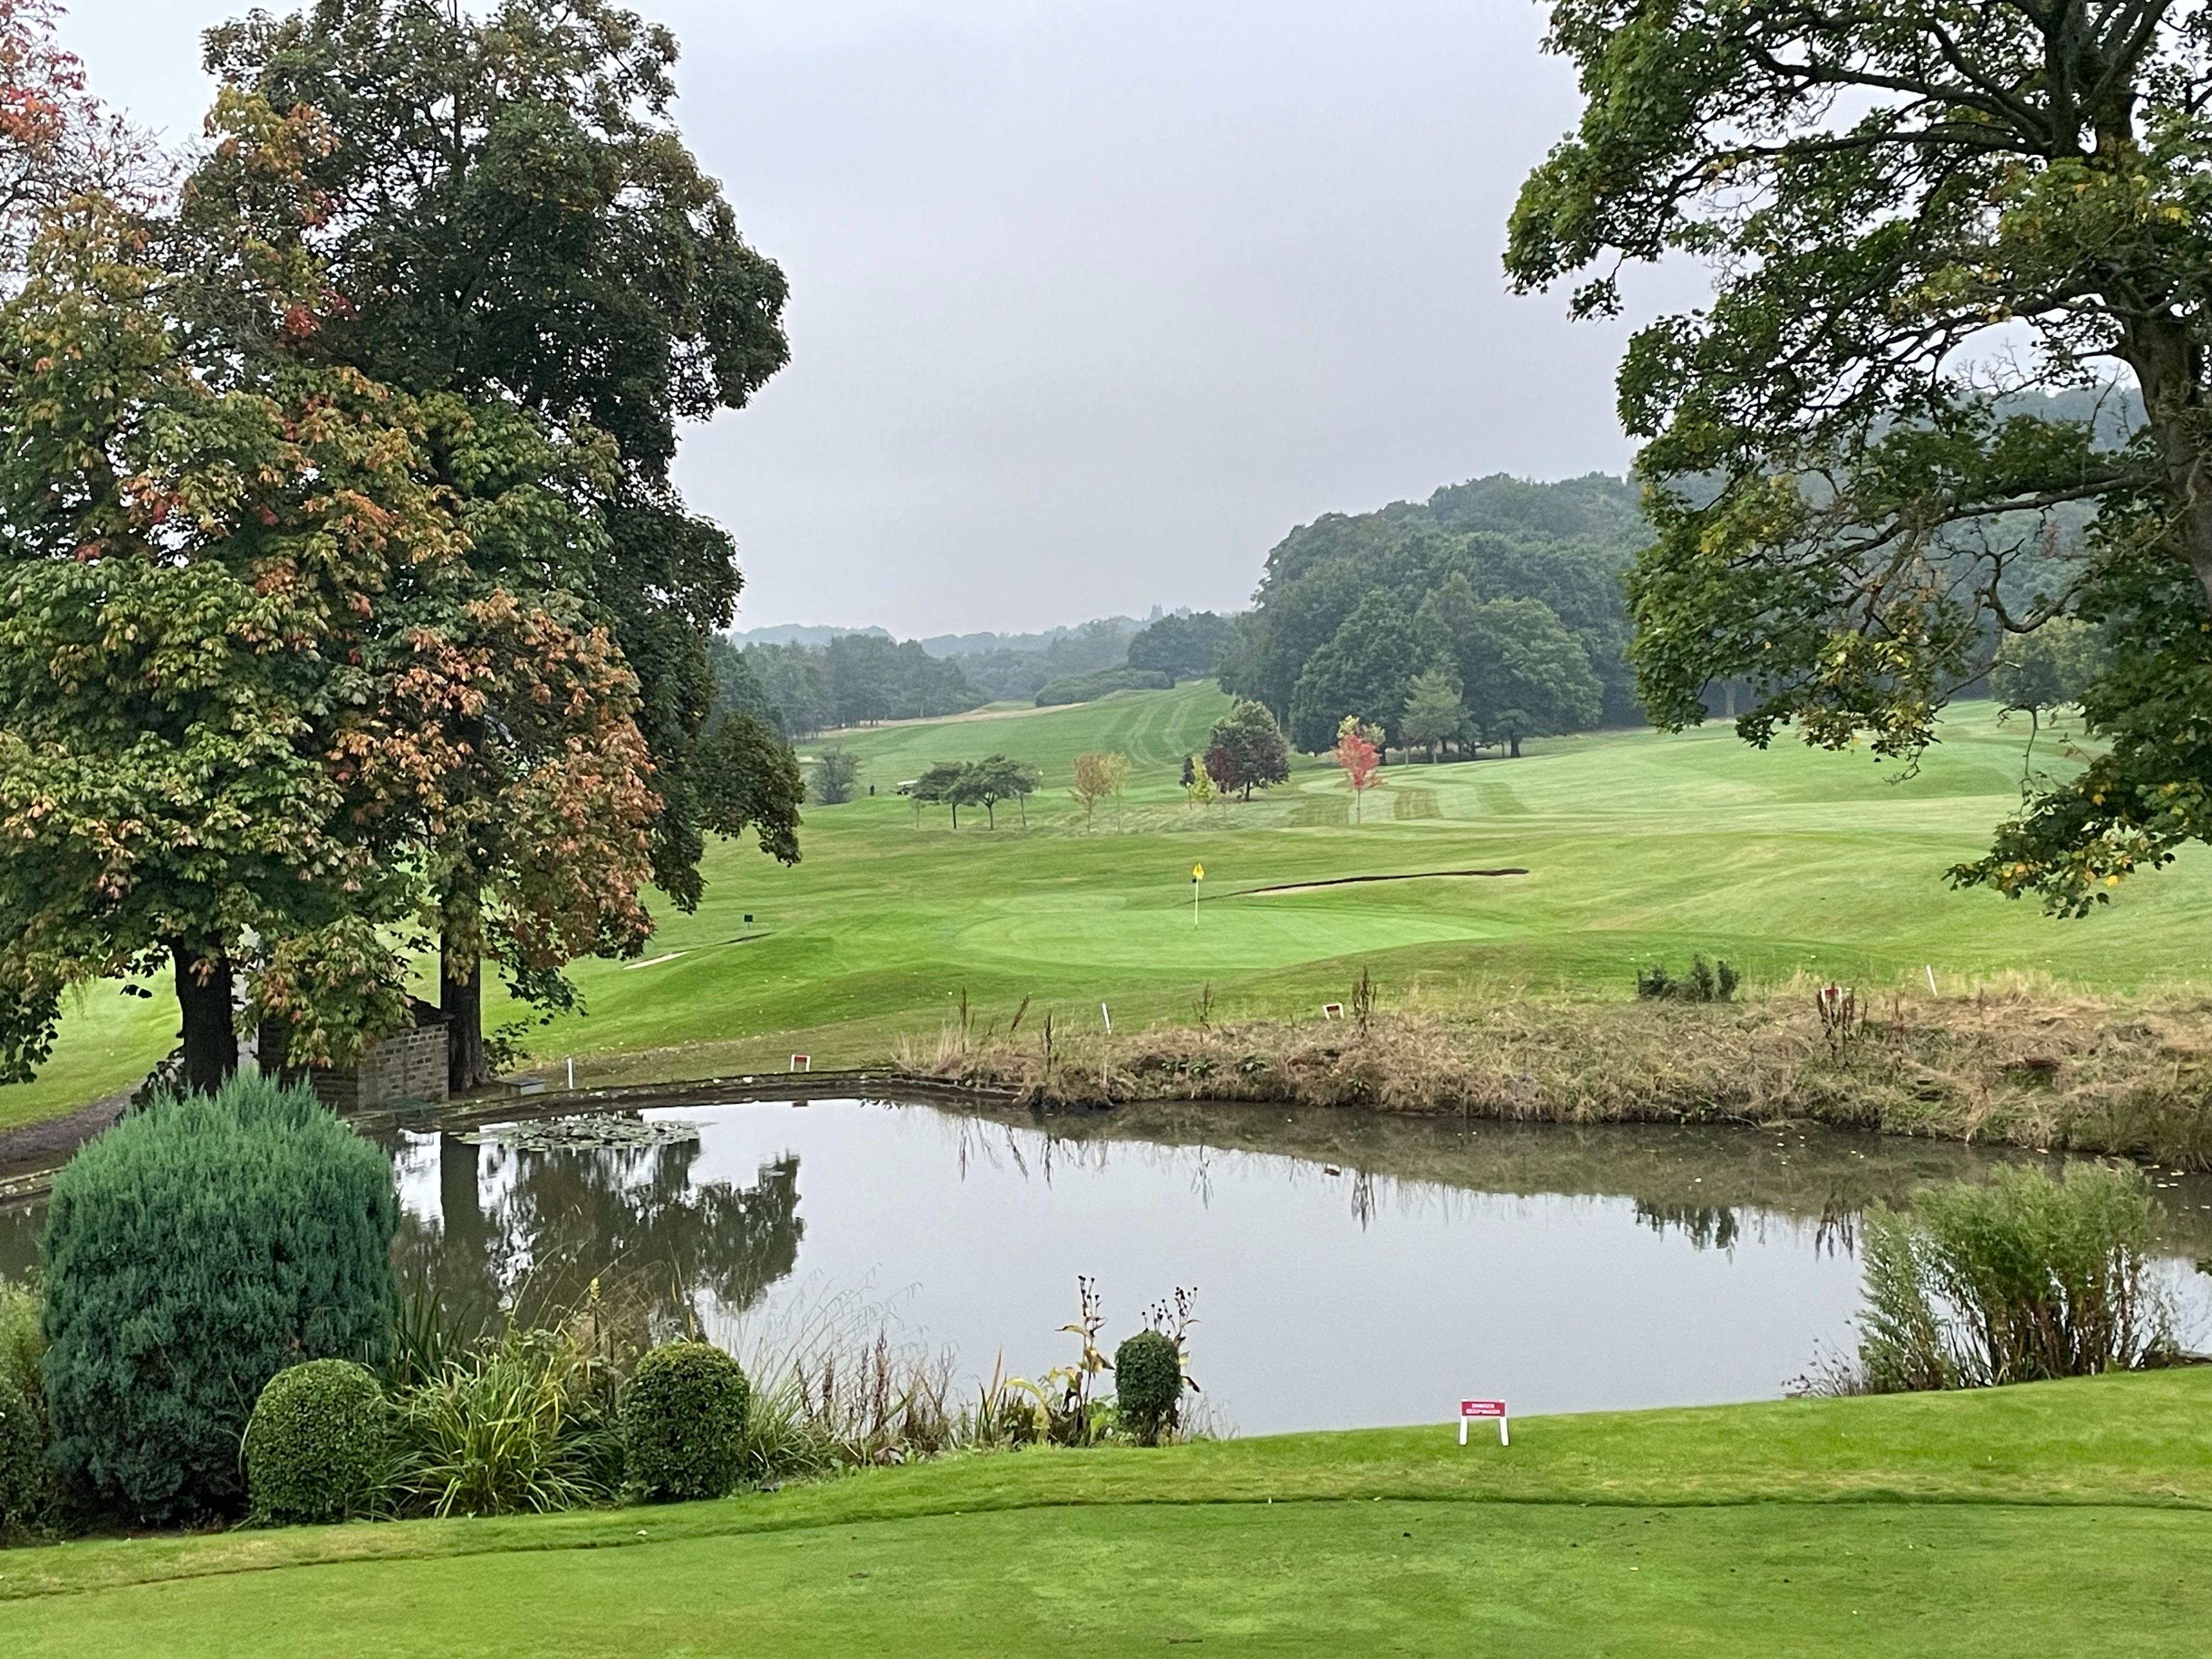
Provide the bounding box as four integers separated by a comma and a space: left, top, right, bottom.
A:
40, 1073, 399, 1525
621, 1341, 751, 1502
0, 1370, 44, 1531
245, 1359, 390, 1525
1113, 1330, 1183, 1445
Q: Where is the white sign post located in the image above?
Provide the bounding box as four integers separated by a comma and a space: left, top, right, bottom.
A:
1459, 1399, 1509, 1446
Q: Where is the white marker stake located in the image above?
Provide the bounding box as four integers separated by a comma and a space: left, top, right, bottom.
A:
1925, 964, 1939, 995
1459, 1399, 1509, 1446
566, 1057, 574, 1091
1101, 1003, 1111, 1032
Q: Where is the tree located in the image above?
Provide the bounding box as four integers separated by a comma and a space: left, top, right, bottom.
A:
1506, 0, 2212, 913
1991, 619, 2109, 721
201, 0, 795, 1078
1126, 611, 1230, 685
1179, 753, 1196, 789
707, 635, 786, 737
1204, 701, 1291, 802
956, 755, 1039, 829
813, 750, 859, 805
1333, 717, 1384, 820
1454, 599, 1602, 759
909, 761, 968, 827
0, 98, 484, 1092
1286, 592, 1430, 753
1184, 767, 1216, 809
1400, 668, 1467, 762
1069, 751, 1130, 828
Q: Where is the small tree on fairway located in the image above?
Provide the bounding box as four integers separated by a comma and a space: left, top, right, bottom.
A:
910, 761, 967, 827
1334, 717, 1383, 821
814, 750, 860, 805
1401, 668, 1467, 762
1184, 768, 1216, 809
1204, 701, 1291, 802
962, 755, 1040, 828
1070, 752, 1114, 828
1180, 754, 1196, 789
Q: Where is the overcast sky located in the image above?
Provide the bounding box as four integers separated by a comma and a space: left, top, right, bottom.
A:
63, 0, 1691, 636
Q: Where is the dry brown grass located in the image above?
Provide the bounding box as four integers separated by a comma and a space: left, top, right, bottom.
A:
897, 976, 2212, 1167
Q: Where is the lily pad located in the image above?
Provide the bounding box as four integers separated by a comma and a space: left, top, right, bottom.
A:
454, 1113, 704, 1152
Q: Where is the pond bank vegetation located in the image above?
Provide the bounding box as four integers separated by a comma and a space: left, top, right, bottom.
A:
900, 975, 2212, 1169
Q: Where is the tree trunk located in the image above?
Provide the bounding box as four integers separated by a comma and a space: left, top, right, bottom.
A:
171, 941, 238, 1096
442, 946, 487, 1094
2120, 311, 2212, 608
441, 877, 488, 1093
1509, 733, 1522, 758
256, 1017, 289, 1079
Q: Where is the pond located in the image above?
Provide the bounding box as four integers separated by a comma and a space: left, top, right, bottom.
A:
6, 1097, 2211, 1435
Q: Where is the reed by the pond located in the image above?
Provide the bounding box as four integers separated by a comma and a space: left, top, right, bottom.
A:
902, 975, 2212, 1167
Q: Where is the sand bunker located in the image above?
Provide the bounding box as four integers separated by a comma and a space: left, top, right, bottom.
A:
1245, 868, 1528, 896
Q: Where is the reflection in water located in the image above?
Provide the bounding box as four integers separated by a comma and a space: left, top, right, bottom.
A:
10, 1097, 2212, 1433
1635, 1201, 1741, 1252
392, 1130, 803, 1341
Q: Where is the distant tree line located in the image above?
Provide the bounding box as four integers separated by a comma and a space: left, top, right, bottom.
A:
712, 634, 986, 737
1218, 474, 1641, 755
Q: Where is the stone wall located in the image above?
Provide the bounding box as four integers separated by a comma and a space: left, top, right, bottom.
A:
308, 1024, 449, 1113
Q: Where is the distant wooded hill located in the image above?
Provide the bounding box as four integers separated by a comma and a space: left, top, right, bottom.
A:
1218, 472, 1649, 752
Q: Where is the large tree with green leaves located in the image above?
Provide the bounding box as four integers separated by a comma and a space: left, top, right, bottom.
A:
0, 93, 463, 1092
200, 0, 799, 1083
1509, 0, 2212, 911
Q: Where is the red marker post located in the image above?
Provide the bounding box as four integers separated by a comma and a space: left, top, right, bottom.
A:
1459, 1399, 1509, 1446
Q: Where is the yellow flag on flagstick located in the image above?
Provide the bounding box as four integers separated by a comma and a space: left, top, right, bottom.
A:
1192, 864, 1205, 881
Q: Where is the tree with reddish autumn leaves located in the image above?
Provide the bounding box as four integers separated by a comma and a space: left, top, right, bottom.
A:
1333, 716, 1383, 821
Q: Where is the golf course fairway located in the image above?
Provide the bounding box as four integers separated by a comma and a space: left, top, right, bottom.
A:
7, 681, 2210, 1130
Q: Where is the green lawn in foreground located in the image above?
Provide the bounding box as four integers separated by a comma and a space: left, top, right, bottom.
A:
8, 680, 2211, 1122
5, 1371, 2210, 1656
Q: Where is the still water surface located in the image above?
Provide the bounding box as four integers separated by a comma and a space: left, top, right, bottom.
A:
8, 1097, 2211, 1435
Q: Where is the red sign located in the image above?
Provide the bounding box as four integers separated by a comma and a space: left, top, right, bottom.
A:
1460, 1400, 1507, 1418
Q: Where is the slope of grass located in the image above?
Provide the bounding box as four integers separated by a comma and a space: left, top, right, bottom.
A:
4, 1372, 2209, 1656
6, 683, 2210, 1124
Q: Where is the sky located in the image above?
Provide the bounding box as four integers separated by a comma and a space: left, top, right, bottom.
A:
60, 0, 1699, 636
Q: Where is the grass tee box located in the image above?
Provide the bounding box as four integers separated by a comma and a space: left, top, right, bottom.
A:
5, 682, 2211, 1126
4, 1371, 2211, 1657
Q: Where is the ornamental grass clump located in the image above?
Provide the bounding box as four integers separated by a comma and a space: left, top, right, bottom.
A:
244, 1360, 390, 1526
40, 1074, 398, 1525
389, 1321, 623, 1518
1857, 1163, 2174, 1393
0, 1370, 44, 1534
621, 1341, 751, 1502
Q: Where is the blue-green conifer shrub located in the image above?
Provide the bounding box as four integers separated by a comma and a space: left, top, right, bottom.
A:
40, 1074, 398, 1524
245, 1359, 390, 1525
620, 1341, 751, 1502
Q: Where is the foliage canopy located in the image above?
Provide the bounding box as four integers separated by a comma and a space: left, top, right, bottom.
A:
1510, 0, 2212, 912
